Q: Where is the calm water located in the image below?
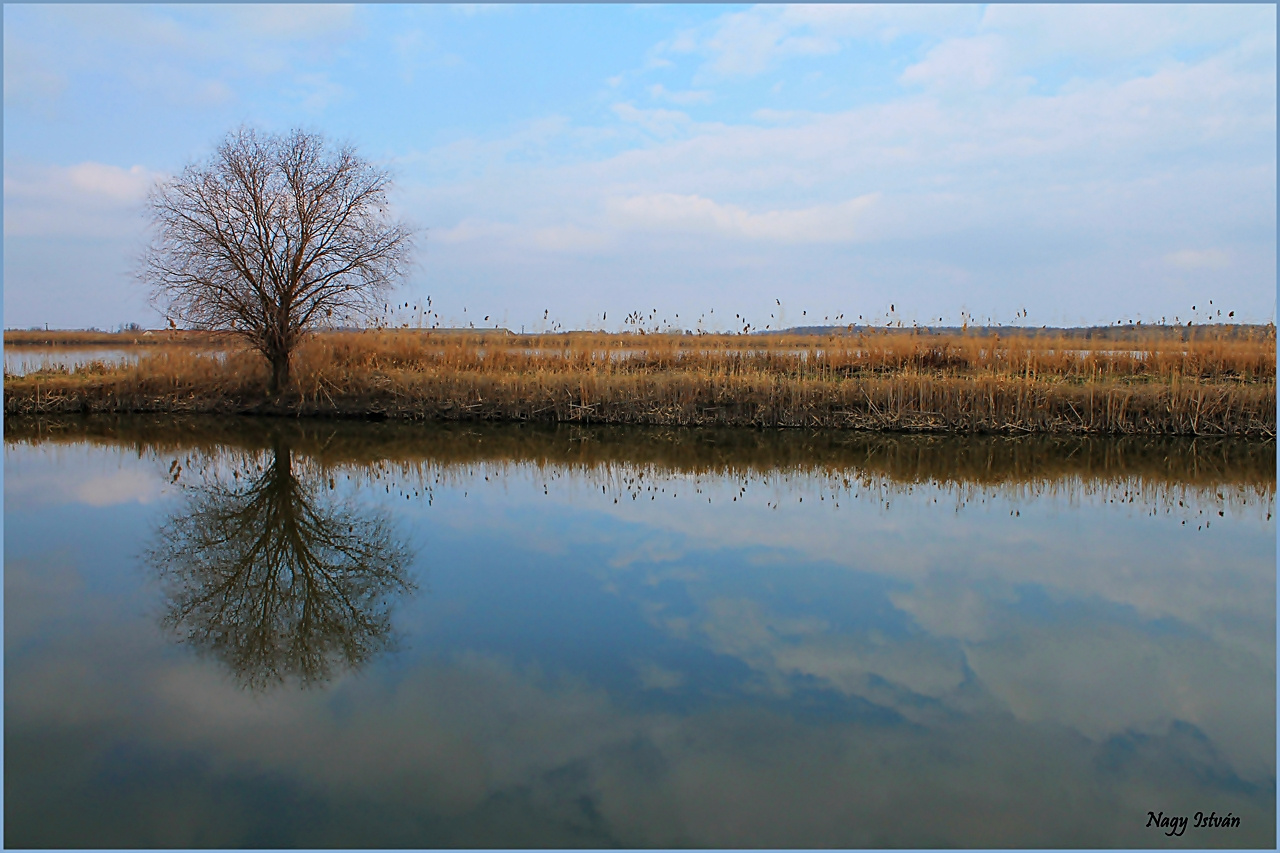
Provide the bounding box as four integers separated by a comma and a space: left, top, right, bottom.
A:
3, 347, 140, 376
4, 417, 1275, 848
4, 346, 230, 376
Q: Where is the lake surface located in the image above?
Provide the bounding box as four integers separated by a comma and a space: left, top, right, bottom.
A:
4, 417, 1275, 848
3, 347, 140, 376
4, 346, 230, 376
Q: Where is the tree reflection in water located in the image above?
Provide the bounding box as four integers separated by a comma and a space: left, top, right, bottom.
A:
147, 435, 415, 689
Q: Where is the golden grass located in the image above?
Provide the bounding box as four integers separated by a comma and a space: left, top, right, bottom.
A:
5, 327, 1275, 435
3, 329, 226, 347
303, 325, 1276, 382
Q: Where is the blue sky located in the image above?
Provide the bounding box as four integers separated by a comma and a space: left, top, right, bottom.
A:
4, 4, 1276, 331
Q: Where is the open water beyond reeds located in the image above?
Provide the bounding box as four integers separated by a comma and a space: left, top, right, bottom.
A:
4, 416, 1275, 848
3, 346, 231, 377
3, 347, 140, 376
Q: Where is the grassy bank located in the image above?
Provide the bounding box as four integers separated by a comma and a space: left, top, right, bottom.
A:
5, 328, 1275, 435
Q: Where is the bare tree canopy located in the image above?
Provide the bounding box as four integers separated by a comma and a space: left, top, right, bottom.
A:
143, 127, 414, 392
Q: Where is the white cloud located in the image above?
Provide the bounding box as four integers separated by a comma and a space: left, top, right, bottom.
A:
688, 6, 839, 77
900, 35, 1005, 91
8, 4, 1270, 328
192, 79, 235, 106
432, 219, 609, 255
523, 225, 611, 254
2, 39, 67, 106
648, 84, 713, 106
666, 4, 983, 78
452, 4, 512, 17
432, 218, 516, 245
611, 103, 693, 138
1166, 248, 1231, 269
4, 5, 364, 112
225, 4, 357, 42
675, 4, 1273, 84
608, 192, 881, 244
588, 48, 1269, 203
980, 4, 1276, 66
389, 24, 1273, 324
64, 162, 159, 202
4, 160, 165, 238
778, 3, 983, 43
391, 27, 463, 84
288, 72, 348, 112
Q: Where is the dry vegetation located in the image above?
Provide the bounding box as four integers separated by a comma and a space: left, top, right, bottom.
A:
4, 329, 226, 347
5, 326, 1275, 436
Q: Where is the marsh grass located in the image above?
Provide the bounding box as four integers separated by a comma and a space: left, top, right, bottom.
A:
5, 327, 1275, 435
4, 329, 227, 347
290, 325, 1277, 381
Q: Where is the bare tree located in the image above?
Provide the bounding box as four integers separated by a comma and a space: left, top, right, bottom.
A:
143, 127, 414, 393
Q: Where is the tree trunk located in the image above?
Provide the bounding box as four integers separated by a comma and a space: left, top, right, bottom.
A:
268, 349, 291, 395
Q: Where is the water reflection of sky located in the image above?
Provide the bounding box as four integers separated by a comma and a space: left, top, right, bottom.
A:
3, 346, 230, 376
3, 347, 139, 375
4, 431, 1275, 848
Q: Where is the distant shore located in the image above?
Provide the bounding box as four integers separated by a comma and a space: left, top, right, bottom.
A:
4, 328, 1275, 436
4, 329, 226, 347
4, 323, 1271, 346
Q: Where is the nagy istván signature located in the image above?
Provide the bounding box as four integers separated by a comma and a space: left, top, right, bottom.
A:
1147, 811, 1240, 837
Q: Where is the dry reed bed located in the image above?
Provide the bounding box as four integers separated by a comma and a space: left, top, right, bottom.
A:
4, 329, 228, 347
310, 327, 1276, 382
8, 415, 1273, 514
5, 329, 1275, 435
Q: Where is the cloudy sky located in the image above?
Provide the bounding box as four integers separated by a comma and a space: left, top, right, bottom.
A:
4, 4, 1275, 332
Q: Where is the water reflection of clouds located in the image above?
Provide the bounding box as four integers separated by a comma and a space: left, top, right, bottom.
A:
4, 553, 84, 637
399, 469, 1273, 789
964, 618, 1273, 778
5, 444, 171, 508
560, 478, 1273, 661
7, 631, 1274, 847
696, 596, 970, 704
419, 465, 1273, 662
5, 433, 1274, 847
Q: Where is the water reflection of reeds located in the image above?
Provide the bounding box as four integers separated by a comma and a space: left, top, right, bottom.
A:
8, 415, 1273, 515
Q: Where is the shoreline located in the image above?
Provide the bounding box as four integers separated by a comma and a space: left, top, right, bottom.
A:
6, 413, 1274, 495
5, 372, 1274, 436
8, 327, 1273, 436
